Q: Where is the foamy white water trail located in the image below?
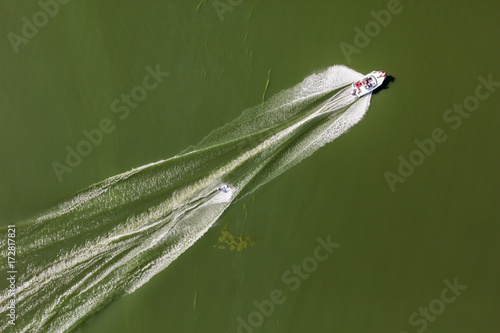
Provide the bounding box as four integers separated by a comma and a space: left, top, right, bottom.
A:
0, 65, 373, 332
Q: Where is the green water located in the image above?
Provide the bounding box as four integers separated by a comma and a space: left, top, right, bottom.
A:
1, 0, 499, 332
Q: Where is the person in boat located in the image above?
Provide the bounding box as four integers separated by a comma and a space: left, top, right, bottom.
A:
354, 81, 363, 93
366, 77, 374, 88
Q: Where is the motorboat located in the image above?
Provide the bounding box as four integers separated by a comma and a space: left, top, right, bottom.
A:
352, 71, 387, 97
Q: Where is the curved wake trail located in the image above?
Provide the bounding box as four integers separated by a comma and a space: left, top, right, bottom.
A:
0, 65, 373, 332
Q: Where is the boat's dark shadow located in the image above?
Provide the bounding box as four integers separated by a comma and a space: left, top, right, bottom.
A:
373, 75, 395, 95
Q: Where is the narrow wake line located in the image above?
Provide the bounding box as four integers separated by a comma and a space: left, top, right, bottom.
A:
0, 65, 375, 332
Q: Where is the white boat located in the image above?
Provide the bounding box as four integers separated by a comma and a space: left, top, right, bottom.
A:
351, 71, 387, 97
